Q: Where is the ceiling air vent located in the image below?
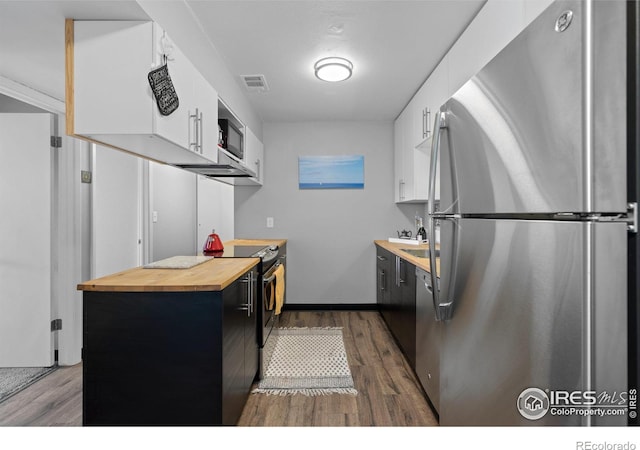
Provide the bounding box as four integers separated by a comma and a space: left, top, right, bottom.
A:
241, 74, 269, 93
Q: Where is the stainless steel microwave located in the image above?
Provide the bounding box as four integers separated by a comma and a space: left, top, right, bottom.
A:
218, 119, 243, 160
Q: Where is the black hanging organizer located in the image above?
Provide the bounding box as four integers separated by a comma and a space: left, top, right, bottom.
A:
148, 54, 179, 116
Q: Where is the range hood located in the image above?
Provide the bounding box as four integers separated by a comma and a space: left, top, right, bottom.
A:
175, 148, 256, 178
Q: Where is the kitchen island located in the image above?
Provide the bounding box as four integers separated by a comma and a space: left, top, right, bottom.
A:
78, 256, 260, 426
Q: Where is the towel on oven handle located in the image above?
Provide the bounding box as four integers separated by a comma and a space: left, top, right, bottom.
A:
265, 278, 275, 311
274, 264, 285, 315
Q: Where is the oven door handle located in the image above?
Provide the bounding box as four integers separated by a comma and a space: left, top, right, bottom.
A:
262, 261, 281, 285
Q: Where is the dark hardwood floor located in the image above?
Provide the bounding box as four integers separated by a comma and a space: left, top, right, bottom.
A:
239, 310, 438, 426
0, 310, 437, 427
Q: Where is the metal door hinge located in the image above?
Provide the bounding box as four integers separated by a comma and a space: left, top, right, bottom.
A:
50, 136, 62, 148
628, 202, 638, 233
51, 319, 62, 331
584, 203, 638, 232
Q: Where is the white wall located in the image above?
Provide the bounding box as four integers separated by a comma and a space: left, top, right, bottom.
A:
235, 121, 412, 305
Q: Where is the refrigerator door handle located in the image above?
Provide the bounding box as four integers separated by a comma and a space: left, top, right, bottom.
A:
427, 111, 445, 215
433, 216, 459, 322
427, 216, 442, 321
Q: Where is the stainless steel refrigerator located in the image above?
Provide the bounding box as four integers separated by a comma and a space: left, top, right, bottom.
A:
425, 0, 635, 426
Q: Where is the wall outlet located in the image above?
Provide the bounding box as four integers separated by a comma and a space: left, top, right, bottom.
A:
266, 217, 274, 228
152, 211, 158, 223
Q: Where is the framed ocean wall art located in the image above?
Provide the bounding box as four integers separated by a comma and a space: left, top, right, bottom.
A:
298, 155, 364, 189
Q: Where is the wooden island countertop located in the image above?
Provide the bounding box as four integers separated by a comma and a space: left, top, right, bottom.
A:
77, 238, 287, 293
77, 257, 259, 292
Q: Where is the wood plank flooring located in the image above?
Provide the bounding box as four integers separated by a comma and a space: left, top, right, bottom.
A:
241, 310, 437, 426
0, 311, 437, 427
0, 363, 82, 426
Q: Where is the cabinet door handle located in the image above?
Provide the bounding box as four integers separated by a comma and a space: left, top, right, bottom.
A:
425, 108, 431, 139
198, 109, 203, 154
188, 110, 198, 152
241, 273, 253, 317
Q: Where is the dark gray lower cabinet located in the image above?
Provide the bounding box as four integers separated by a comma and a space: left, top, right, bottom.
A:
82, 267, 258, 426
376, 246, 392, 326
375, 246, 416, 368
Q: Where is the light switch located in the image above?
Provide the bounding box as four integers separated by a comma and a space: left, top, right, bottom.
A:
152, 211, 158, 223
266, 217, 274, 228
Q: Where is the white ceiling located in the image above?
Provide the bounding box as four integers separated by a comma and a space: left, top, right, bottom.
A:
0, 1, 149, 102
0, 0, 485, 123
186, 0, 486, 122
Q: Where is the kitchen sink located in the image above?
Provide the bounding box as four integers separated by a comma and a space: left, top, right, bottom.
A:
401, 248, 439, 258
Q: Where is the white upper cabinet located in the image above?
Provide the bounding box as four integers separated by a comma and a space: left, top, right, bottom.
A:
191, 69, 219, 163
410, 83, 431, 150
394, 0, 554, 205
71, 20, 218, 165
394, 115, 404, 203
446, 0, 554, 99
447, 0, 524, 97
394, 108, 429, 203
234, 126, 264, 186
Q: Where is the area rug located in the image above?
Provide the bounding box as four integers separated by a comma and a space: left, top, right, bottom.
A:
253, 327, 357, 396
0, 366, 57, 403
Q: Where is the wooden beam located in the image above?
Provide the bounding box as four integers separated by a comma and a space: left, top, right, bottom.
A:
64, 19, 74, 136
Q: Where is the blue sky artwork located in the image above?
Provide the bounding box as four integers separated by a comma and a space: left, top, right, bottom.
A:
298, 155, 364, 189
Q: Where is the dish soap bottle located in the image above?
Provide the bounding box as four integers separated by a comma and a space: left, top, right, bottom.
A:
416, 217, 426, 243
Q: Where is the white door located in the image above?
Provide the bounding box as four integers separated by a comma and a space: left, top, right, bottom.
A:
0, 113, 53, 367
150, 161, 197, 261
93, 145, 143, 278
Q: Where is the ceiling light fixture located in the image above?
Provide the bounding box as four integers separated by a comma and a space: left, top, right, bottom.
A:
314, 57, 353, 82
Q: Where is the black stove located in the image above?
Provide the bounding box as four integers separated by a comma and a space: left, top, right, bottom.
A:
217, 243, 285, 379
218, 244, 279, 272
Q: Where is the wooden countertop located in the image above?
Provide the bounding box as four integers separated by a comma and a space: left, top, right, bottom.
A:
78, 256, 259, 293
374, 240, 440, 277
225, 238, 287, 247
78, 239, 287, 293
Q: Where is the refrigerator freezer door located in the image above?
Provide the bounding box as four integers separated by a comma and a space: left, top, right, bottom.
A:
416, 268, 440, 412
439, 218, 627, 426
592, 221, 628, 426
437, 0, 626, 216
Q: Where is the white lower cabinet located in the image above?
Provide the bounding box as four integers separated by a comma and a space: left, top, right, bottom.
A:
71, 20, 218, 165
